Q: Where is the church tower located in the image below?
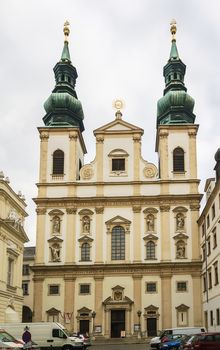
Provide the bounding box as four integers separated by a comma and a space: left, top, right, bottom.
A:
156, 20, 198, 184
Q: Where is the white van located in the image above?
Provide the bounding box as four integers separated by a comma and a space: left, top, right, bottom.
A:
150, 327, 206, 348
0, 322, 84, 350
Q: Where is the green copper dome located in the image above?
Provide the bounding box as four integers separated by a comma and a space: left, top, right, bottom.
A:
43, 22, 85, 131
157, 90, 195, 124
157, 21, 196, 126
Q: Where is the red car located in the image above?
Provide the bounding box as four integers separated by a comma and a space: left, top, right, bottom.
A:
189, 332, 220, 350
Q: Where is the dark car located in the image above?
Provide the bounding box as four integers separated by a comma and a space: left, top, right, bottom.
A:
159, 334, 189, 350
189, 332, 220, 350
180, 335, 197, 349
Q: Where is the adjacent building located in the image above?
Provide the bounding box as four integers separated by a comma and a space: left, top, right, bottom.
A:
32, 21, 203, 338
22, 246, 35, 322
198, 149, 220, 331
0, 172, 28, 322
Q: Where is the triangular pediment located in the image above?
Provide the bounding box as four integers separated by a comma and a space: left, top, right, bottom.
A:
78, 235, 94, 243
105, 215, 131, 225
77, 306, 91, 313
143, 234, 158, 241
94, 118, 143, 135
47, 236, 63, 243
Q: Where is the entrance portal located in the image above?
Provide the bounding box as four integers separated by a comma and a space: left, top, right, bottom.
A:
111, 309, 125, 338
80, 319, 89, 334
147, 318, 157, 336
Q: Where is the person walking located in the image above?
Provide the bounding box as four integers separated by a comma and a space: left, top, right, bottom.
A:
22, 326, 32, 349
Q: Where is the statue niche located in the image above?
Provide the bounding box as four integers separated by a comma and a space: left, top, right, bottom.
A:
176, 213, 185, 231
82, 216, 90, 233
50, 243, 61, 262
52, 216, 61, 234
146, 214, 155, 232
176, 240, 186, 259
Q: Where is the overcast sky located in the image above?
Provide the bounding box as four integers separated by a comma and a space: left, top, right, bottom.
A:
1, 0, 220, 246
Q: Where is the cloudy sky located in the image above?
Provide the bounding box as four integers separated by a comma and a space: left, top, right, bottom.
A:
1, 0, 220, 246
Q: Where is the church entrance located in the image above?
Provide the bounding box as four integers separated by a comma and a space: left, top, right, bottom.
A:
147, 318, 157, 336
111, 310, 125, 338
80, 319, 89, 334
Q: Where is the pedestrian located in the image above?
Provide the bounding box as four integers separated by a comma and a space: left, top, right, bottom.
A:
22, 326, 32, 349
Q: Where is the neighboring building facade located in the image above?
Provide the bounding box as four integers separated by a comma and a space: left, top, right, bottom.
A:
22, 246, 35, 322
0, 171, 28, 322
33, 22, 203, 338
198, 149, 220, 332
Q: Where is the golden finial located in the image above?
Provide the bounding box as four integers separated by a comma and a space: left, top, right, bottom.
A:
63, 20, 70, 42
170, 19, 177, 41
113, 99, 124, 119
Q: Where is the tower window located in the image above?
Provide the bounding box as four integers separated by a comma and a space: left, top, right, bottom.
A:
111, 226, 125, 260
173, 147, 184, 172
53, 150, 64, 175
112, 158, 125, 171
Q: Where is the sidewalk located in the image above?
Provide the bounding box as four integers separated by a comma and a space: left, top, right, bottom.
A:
91, 337, 150, 345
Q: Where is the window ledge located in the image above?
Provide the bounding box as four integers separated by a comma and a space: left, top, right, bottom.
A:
110, 171, 128, 177
51, 174, 65, 180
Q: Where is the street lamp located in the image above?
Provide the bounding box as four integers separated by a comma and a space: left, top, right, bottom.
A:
137, 310, 142, 338
91, 311, 96, 339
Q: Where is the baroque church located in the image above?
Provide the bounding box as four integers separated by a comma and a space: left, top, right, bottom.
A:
32, 21, 203, 338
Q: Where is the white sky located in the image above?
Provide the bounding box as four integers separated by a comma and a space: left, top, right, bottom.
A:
1, 0, 219, 246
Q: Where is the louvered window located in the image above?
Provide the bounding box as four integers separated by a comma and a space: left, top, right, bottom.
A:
53, 150, 64, 174
173, 147, 184, 172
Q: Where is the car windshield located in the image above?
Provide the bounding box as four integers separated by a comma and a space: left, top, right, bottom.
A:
0, 331, 16, 342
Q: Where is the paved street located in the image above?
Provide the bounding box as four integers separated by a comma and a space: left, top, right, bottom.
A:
90, 343, 150, 350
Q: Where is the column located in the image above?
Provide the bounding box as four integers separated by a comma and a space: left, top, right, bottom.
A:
33, 276, 44, 321
64, 275, 76, 330
160, 206, 171, 261
161, 273, 172, 328
133, 274, 142, 327
188, 128, 198, 179
158, 129, 169, 180
192, 272, 203, 326
35, 208, 46, 264
68, 131, 78, 196
133, 134, 141, 196
104, 309, 110, 338
96, 136, 104, 196
94, 276, 104, 333
39, 131, 49, 183
190, 204, 201, 260
65, 208, 77, 263
95, 206, 104, 263
133, 205, 142, 262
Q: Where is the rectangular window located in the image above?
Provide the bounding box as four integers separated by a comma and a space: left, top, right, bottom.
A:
212, 204, 215, 220
112, 158, 125, 171
208, 269, 212, 289
203, 274, 207, 292
22, 264, 29, 275
202, 224, 205, 237
217, 308, 220, 326
207, 238, 211, 256
214, 262, 219, 285
79, 284, 90, 295
48, 284, 60, 295
177, 281, 187, 292
202, 244, 206, 261
22, 282, 29, 295
213, 228, 217, 249
7, 258, 14, 286
207, 215, 210, 228
210, 310, 213, 326
146, 282, 157, 293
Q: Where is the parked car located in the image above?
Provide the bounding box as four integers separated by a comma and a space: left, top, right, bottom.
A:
189, 332, 220, 349
179, 335, 197, 349
159, 334, 189, 350
0, 329, 24, 349
71, 333, 91, 348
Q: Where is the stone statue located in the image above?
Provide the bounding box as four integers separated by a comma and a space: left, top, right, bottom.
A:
176, 242, 185, 259
176, 213, 184, 230
53, 216, 60, 233
82, 216, 90, 233
146, 214, 155, 232
50, 244, 61, 261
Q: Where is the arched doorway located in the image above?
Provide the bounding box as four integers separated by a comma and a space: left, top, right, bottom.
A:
22, 306, 33, 322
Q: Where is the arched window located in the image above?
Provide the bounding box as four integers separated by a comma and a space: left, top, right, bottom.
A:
81, 243, 90, 261
146, 241, 155, 259
53, 150, 64, 175
173, 147, 184, 172
111, 226, 125, 260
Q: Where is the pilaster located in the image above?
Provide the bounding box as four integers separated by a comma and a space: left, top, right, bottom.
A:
35, 208, 46, 264
65, 208, 77, 263
95, 206, 104, 263
132, 205, 142, 262
33, 276, 44, 321
64, 275, 76, 329
160, 205, 171, 261
161, 273, 172, 328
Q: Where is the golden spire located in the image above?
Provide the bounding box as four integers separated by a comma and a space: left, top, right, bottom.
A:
170, 19, 177, 41
63, 20, 70, 42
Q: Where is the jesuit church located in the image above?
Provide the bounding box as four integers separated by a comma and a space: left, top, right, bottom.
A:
32, 21, 202, 338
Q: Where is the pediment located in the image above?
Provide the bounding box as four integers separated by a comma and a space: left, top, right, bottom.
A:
105, 215, 131, 225
143, 234, 158, 241
48, 209, 64, 216
172, 206, 188, 213
46, 307, 60, 313
78, 235, 94, 243
176, 304, 189, 311
94, 118, 143, 134
78, 209, 94, 215
47, 236, 63, 243
77, 306, 91, 313
112, 285, 124, 291
145, 304, 159, 311
173, 233, 188, 240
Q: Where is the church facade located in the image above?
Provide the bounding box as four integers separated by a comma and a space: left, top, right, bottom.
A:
33, 22, 203, 338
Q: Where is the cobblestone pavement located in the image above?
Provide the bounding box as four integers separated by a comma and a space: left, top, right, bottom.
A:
90, 342, 150, 350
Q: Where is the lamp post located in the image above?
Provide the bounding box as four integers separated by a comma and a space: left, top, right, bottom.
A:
91, 311, 96, 339
137, 310, 142, 338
